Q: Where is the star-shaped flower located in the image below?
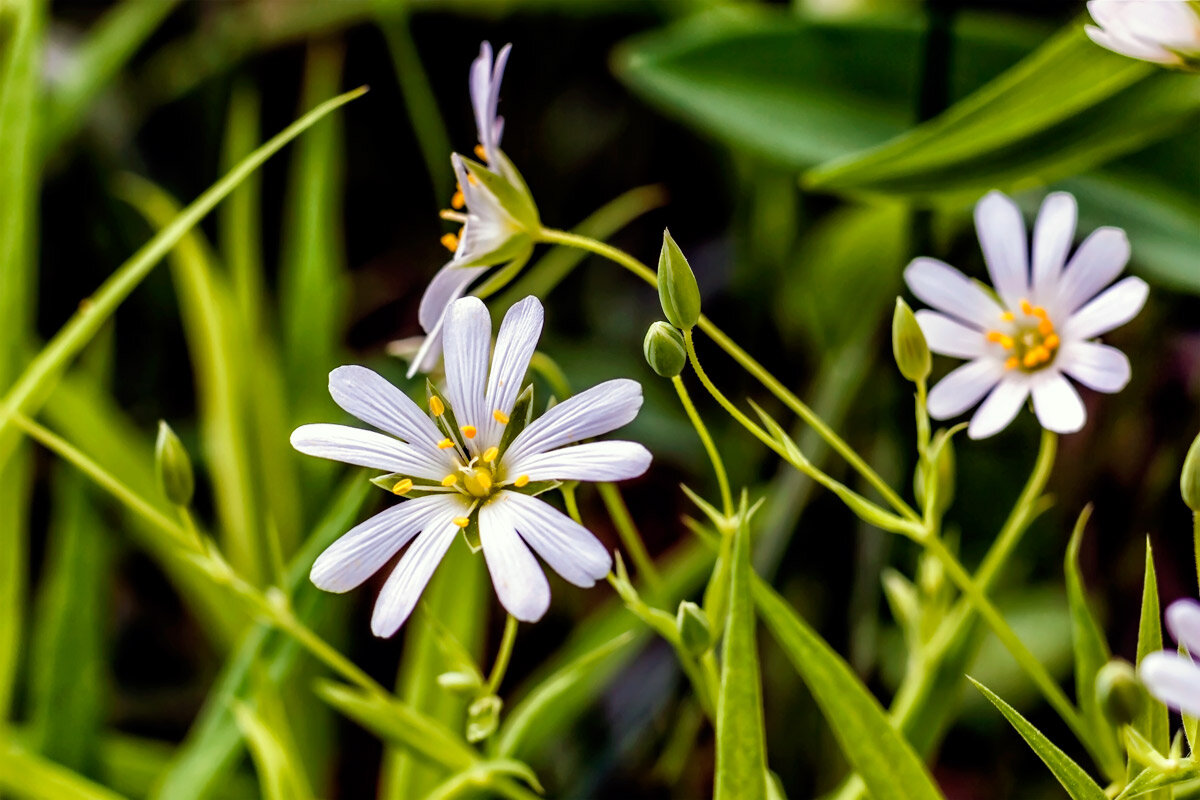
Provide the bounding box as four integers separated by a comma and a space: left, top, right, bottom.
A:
293, 296, 650, 635
1140, 598, 1200, 717
905, 190, 1148, 439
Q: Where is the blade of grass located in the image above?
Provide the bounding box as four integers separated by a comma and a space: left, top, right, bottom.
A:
232, 680, 315, 800
0, 742, 127, 800
1130, 539, 1168, 796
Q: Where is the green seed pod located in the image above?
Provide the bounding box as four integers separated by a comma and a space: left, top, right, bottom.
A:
155, 420, 194, 507
1182, 430, 1200, 513
657, 229, 701, 330
1095, 659, 1145, 727
466, 694, 503, 743
676, 600, 714, 656
644, 321, 687, 378
892, 298, 931, 383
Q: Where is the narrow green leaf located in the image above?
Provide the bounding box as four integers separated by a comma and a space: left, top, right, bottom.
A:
232, 694, 315, 800
755, 579, 944, 800
970, 678, 1108, 800
0, 742, 127, 800
1117, 766, 1200, 799
1131, 539, 1169, 791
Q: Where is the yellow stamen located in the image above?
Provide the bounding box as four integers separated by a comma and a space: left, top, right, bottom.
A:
474, 472, 492, 492
1037, 318, 1055, 336
430, 396, 445, 416
474, 143, 487, 161
513, 475, 530, 488
461, 425, 477, 439
482, 446, 499, 463
440, 232, 459, 252
1004, 356, 1020, 370
441, 474, 459, 487
1032, 306, 1049, 319
1034, 346, 1051, 364
1022, 351, 1040, 368
451, 189, 465, 209
986, 331, 1014, 349
493, 409, 509, 424
1044, 333, 1060, 350
467, 173, 478, 186
437, 438, 455, 450
453, 516, 470, 528
392, 478, 413, 495
1020, 299, 1035, 316
1000, 311, 1015, 322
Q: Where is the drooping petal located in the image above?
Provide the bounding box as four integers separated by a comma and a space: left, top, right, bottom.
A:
503, 379, 644, 464
927, 358, 1005, 420
914, 310, 988, 358
505, 441, 652, 483
479, 497, 551, 622
1058, 341, 1131, 393
442, 296, 493, 439
904, 257, 1007, 329
483, 296, 543, 446
419, 260, 491, 333
1030, 371, 1086, 434
290, 424, 449, 480
1167, 599, 1200, 655
1063, 276, 1149, 340
494, 490, 612, 587
329, 365, 445, 450
974, 191, 1029, 309
968, 375, 1031, 439
1140, 651, 1200, 718
1055, 227, 1130, 315
469, 42, 496, 152
370, 499, 465, 637
311, 495, 458, 592
1032, 192, 1077, 304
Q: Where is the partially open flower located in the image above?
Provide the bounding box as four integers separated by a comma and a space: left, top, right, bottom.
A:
1140, 599, 1200, 717
1085, 1, 1200, 67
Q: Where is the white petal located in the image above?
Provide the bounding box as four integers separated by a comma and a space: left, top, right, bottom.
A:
1030, 372, 1086, 434
1085, 24, 1178, 63
1168, 599, 1200, 655
974, 191, 1029, 309
1031, 192, 1076, 304
370, 501, 465, 637
1122, 2, 1200, 50
505, 441, 652, 483
482, 296, 543, 446
1063, 276, 1148, 340
1058, 341, 1131, 393
904, 257, 1006, 329
968, 375, 1031, 439
442, 296, 493, 439
926, 358, 1004, 419
494, 491, 612, 587
503, 379, 644, 464
407, 331, 445, 379
915, 310, 987, 358
469, 42, 495, 152
1140, 651, 1200, 718
329, 366, 444, 450
311, 495, 456, 592
291, 424, 448, 480
1055, 227, 1130, 315
479, 498, 551, 622
418, 260, 490, 333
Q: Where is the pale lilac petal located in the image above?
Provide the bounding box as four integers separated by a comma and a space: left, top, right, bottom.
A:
975, 191, 1029, 309
503, 379, 644, 464
469, 42, 495, 152
1063, 276, 1148, 340
1119, 2, 1200, 51
1055, 227, 1130, 315
495, 491, 612, 587
370, 501, 465, 637
1085, 24, 1177, 63
915, 310, 987, 358
1031, 372, 1086, 434
1140, 651, 1200, 718
479, 498, 551, 622
290, 424, 448, 480
485, 44, 512, 154
926, 358, 1004, 420
418, 260, 490, 333
968, 375, 1031, 439
1058, 341, 1131, 393
442, 297, 493, 440
482, 296, 543, 446
328, 366, 444, 450
1167, 599, 1200, 655
904, 257, 1007, 329
505, 441, 652, 483
1031, 192, 1076, 304
311, 495, 457, 592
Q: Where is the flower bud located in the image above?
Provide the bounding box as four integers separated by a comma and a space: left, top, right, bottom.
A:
1095, 659, 1145, 727
892, 298, 931, 383
644, 321, 687, 378
466, 694, 502, 743
676, 600, 714, 656
155, 420, 194, 507
657, 229, 701, 330
1182, 430, 1200, 513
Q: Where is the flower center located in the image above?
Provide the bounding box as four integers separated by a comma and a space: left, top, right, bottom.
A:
461, 465, 495, 498
987, 299, 1061, 372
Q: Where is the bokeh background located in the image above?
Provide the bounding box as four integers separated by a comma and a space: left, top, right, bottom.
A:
11, 0, 1200, 797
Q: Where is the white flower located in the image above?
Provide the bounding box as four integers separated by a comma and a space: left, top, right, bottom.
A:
1086, 1, 1200, 67
292, 296, 650, 636
904, 190, 1148, 439
1140, 598, 1200, 717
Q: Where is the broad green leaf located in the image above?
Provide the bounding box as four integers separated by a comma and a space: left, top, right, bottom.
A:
755, 579, 944, 800
970, 678, 1108, 800
715, 506, 768, 800
232, 695, 315, 800
1130, 539, 1169, 792
0, 743, 126, 800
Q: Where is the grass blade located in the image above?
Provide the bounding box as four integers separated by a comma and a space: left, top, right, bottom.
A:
1130, 538, 1168, 793
0, 743, 127, 800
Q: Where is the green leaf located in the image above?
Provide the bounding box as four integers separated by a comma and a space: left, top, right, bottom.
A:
715, 502, 768, 800
1117, 766, 1200, 799
1131, 538, 1169, 790
232, 692, 315, 800
755, 579, 944, 800
0, 742, 127, 800
970, 678, 1108, 800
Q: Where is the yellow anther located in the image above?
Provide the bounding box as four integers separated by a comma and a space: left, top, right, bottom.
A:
475, 472, 492, 492
1034, 346, 1051, 364
1000, 311, 1015, 322
1037, 318, 1055, 336
1022, 351, 1040, 368
451, 189, 465, 210
482, 447, 499, 463
474, 143, 487, 161
493, 409, 510, 424
461, 425, 477, 439
513, 475, 530, 488
453, 516, 470, 528
437, 438, 455, 450
1004, 356, 1020, 370
1044, 333, 1060, 350
986, 331, 1014, 349
1020, 299, 1035, 316
441, 474, 459, 487
440, 232, 459, 252
467, 173, 478, 186
392, 478, 414, 495
430, 396, 445, 416
1034, 306, 1049, 319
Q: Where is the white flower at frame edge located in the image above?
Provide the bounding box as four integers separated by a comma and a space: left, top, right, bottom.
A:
904, 190, 1148, 440
292, 296, 651, 636
1140, 599, 1200, 717
1085, 1, 1200, 67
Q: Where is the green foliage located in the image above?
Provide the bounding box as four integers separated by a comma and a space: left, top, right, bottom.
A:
1131, 540, 1170, 794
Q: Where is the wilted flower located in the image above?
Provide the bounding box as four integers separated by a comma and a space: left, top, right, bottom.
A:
1085, 1, 1200, 67
1140, 598, 1200, 717
292, 296, 651, 636
905, 191, 1147, 439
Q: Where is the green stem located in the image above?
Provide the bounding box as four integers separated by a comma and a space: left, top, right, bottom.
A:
1194, 511, 1200, 595
179, 507, 207, 552
597, 482, 661, 591
671, 375, 733, 518
561, 484, 583, 525
484, 615, 520, 696
535, 227, 917, 522
915, 379, 931, 458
